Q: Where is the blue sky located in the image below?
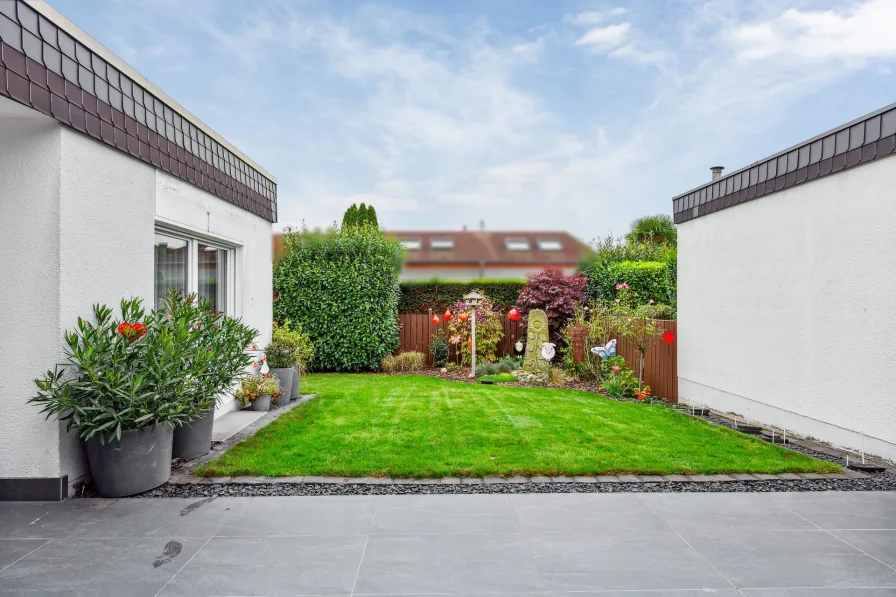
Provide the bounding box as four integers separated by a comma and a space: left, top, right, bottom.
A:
50, 0, 896, 241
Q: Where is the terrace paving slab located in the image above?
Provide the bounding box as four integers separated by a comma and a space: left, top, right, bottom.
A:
3, 492, 896, 594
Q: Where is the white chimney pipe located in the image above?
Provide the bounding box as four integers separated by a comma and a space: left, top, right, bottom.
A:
711, 166, 724, 181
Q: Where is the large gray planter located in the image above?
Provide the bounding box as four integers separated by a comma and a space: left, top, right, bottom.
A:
84, 425, 173, 497
172, 408, 215, 461
270, 368, 295, 404
291, 365, 301, 400
250, 394, 272, 412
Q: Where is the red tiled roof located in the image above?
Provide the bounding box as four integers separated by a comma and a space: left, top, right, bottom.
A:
385, 231, 589, 266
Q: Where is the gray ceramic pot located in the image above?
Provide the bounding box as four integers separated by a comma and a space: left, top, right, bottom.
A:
270, 368, 295, 404
251, 394, 272, 412
84, 425, 173, 497
172, 408, 215, 461
291, 365, 301, 400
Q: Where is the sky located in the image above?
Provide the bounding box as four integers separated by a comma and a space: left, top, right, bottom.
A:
50, 0, 896, 242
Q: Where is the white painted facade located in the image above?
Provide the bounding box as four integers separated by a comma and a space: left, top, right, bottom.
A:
678, 155, 896, 461
0, 98, 273, 488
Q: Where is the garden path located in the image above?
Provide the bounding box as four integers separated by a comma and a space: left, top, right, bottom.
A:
2, 491, 896, 595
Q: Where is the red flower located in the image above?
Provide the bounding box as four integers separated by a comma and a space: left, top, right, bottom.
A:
117, 322, 147, 342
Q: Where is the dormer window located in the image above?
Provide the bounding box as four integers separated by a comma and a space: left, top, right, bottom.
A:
400, 238, 421, 251
505, 237, 531, 251
537, 238, 563, 251
430, 237, 454, 250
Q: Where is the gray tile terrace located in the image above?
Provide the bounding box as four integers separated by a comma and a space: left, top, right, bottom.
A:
2, 491, 896, 595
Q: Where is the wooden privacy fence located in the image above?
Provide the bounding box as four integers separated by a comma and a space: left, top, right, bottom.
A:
396, 312, 678, 403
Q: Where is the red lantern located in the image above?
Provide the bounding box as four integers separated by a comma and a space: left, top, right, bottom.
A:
663, 332, 675, 345
508, 307, 521, 322
444, 310, 452, 322
459, 313, 468, 323
432, 315, 440, 325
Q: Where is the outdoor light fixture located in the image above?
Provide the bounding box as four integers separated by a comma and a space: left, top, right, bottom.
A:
463, 291, 485, 376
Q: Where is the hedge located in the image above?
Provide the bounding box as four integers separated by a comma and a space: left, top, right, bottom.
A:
274, 227, 402, 371
398, 279, 526, 313
588, 261, 675, 308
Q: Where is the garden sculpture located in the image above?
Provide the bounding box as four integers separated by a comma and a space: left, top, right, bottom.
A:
522, 309, 550, 373
591, 339, 617, 360
541, 342, 556, 361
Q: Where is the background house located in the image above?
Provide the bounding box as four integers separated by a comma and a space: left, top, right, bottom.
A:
674, 102, 896, 461
0, 0, 276, 499
387, 227, 589, 280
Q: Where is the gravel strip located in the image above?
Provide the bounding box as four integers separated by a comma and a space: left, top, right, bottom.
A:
120, 472, 896, 498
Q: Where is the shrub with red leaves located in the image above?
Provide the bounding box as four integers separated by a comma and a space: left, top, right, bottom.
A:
517, 267, 588, 335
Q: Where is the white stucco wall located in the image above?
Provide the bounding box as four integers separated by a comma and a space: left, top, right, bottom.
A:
678, 156, 896, 460
0, 112, 63, 479
56, 128, 157, 480
1, 109, 273, 486
155, 171, 273, 415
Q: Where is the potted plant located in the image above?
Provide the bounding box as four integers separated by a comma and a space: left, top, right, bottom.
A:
265, 344, 296, 404
236, 375, 281, 412
155, 291, 257, 461
271, 320, 314, 400
30, 298, 198, 497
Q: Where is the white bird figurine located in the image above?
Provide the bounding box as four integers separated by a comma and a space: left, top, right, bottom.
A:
590, 339, 617, 360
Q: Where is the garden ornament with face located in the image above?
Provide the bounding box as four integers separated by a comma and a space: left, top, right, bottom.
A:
541, 342, 556, 361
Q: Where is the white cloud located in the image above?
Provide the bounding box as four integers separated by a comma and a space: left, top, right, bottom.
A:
576, 23, 631, 50
610, 44, 668, 64
93, 0, 896, 240
565, 8, 628, 25
732, 0, 896, 63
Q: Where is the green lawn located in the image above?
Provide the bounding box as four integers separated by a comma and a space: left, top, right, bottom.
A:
198, 374, 840, 478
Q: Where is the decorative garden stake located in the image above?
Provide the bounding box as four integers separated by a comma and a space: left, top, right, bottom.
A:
508, 307, 521, 322
463, 291, 484, 376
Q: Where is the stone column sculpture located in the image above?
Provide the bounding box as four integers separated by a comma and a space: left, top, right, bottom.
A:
522, 309, 550, 374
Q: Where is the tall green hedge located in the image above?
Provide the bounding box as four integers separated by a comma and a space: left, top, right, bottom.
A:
274, 226, 403, 371
588, 261, 675, 308
398, 279, 525, 313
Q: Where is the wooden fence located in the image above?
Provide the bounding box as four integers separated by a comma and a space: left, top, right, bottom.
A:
396, 312, 678, 403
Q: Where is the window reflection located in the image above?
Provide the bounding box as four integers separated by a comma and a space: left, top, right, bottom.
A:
154, 234, 187, 309
198, 244, 226, 313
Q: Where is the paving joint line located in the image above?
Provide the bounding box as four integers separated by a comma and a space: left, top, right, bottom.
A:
637, 495, 739, 591
783, 506, 896, 575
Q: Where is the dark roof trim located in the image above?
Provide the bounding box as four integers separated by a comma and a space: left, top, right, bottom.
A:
0, 0, 277, 221
672, 103, 896, 224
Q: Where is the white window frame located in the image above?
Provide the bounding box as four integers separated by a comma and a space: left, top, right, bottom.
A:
505, 237, 531, 251
430, 237, 454, 250
536, 238, 564, 252
154, 225, 238, 316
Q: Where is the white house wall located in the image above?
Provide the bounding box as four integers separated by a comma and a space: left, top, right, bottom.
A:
1, 116, 273, 490
678, 156, 896, 460
56, 127, 157, 481
0, 113, 63, 479
155, 170, 273, 415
